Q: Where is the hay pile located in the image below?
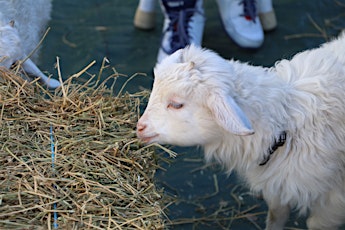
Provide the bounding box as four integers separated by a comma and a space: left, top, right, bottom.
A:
0, 64, 166, 229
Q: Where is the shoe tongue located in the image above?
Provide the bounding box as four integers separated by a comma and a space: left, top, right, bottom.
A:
164, 0, 196, 11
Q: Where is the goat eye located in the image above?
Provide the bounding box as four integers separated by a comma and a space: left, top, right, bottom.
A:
168, 102, 184, 109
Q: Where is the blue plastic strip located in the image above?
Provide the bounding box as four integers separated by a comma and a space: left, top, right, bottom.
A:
50, 125, 58, 229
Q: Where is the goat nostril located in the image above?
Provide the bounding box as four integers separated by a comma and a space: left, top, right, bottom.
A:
137, 123, 146, 132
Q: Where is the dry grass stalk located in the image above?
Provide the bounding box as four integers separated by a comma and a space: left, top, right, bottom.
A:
0, 62, 167, 229
284, 1, 345, 41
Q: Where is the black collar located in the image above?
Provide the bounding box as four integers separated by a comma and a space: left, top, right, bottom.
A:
259, 131, 287, 166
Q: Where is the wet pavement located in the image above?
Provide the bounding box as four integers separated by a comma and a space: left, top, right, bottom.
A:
39, 0, 345, 229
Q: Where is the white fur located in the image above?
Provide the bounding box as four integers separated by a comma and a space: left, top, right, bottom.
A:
0, 0, 60, 88
137, 33, 345, 229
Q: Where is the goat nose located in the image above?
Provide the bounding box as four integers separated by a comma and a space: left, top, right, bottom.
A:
136, 122, 146, 132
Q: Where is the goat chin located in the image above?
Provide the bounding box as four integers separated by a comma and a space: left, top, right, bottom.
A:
137, 32, 345, 229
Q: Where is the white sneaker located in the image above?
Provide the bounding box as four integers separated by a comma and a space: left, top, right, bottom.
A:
216, 0, 264, 48
257, 0, 277, 31
157, 0, 205, 63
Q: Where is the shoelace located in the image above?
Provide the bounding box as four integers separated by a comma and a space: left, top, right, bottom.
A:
240, 0, 257, 23
162, 7, 202, 55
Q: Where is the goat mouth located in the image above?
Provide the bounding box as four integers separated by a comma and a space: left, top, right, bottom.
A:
140, 134, 159, 144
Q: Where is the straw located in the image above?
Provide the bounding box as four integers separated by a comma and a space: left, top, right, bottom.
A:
0, 62, 170, 229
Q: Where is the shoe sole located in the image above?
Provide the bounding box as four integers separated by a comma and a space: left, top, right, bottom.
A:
259, 11, 277, 32
134, 9, 156, 30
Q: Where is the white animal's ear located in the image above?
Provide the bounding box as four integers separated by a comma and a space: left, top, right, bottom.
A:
188, 61, 195, 70
22, 58, 61, 88
208, 93, 254, 135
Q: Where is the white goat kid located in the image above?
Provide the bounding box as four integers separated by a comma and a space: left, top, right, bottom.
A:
137, 33, 345, 230
0, 0, 60, 88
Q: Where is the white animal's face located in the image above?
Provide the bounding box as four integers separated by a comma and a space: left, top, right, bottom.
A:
136, 46, 254, 147
137, 64, 220, 146
0, 22, 22, 68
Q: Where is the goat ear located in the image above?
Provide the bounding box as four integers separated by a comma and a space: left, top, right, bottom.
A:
22, 58, 61, 88
189, 61, 195, 70
208, 93, 254, 135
